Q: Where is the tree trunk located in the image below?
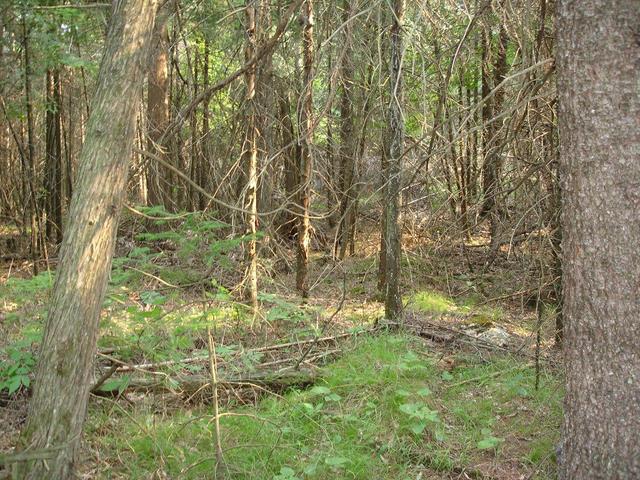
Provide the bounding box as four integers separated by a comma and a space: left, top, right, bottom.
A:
44, 68, 64, 245
199, 39, 211, 211
22, 13, 40, 276
556, 1, 640, 478
296, 0, 314, 299
18, 1, 157, 477
335, 0, 356, 260
383, 0, 404, 321
482, 21, 508, 256
377, 134, 388, 293
146, 1, 170, 208
243, 0, 259, 313
278, 87, 299, 241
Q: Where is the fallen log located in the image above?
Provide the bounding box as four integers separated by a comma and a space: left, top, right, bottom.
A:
95, 369, 319, 397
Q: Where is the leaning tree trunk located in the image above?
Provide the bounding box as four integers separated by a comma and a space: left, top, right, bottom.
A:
296, 0, 314, 299
18, 1, 157, 478
556, 1, 640, 478
382, 0, 404, 320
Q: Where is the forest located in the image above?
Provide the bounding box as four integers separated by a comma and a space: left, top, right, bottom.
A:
0, 0, 638, 479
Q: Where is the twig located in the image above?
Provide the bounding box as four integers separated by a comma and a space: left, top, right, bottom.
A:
124, 265, 180, 288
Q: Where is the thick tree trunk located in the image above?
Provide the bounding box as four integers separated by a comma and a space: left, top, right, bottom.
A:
18, 1, 157, 478
556, 1, 640, 478
296, 0, 314, 299
383, 0, 404, 320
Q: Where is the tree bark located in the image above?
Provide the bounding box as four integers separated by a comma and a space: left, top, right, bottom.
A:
243, 0, 259, 313
296, 0, 314, 299
383, 0, 404, 320
18, 1, 158, 477
481, 20, 508, 256
335, 0, 356, 260
44, 68, 64, 245
22, 13, 40, 276
146, 1, 170, 208
556, 1, 640, 478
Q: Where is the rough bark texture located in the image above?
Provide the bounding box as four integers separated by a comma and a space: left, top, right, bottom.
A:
19, 1, 157, 478
383, 0, 404, 320
556, 1, 640, 478
296, 0, 314, 299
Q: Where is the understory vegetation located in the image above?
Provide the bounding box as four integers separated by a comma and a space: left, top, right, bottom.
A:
1, 210, 561, 479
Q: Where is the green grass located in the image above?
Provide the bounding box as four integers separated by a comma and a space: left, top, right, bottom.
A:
408, 290, 457, 314
85, 334, 562, 479
406, 289, 508, 328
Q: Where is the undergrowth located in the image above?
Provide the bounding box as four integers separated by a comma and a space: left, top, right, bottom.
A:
85, 335, 562, 479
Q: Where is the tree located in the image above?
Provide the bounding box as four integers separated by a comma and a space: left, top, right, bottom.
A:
295, 0, 314, 299
556, 0, 640, 478
481, 10, 508, 257
382, 0, 404, 321
44, 67, 63, 245
335, 0, 356, 260
146, 1, 171, 208
243, 0, 259, 313
18, 1, 158, 477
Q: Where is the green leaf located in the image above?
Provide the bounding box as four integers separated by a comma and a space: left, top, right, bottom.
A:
477, 435, 504, 450
417, 387, 432, 397
98, 376, 131, 394
399, 403, 440, 423
310, 386, 331, 395
410, 422, 427, 434
140, 291, 166, 305
273, 466, 300, 480
7, 376, 22, 394
399, 402, 420, 416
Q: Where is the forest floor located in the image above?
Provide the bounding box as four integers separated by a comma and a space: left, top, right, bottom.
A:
0, 212, 562, 479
